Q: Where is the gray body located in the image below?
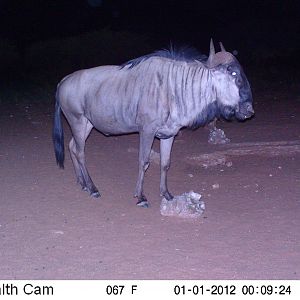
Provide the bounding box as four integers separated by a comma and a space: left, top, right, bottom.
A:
53, 40, 254, 207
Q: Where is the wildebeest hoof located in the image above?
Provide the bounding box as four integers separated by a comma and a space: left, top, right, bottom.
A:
90, 191, 101, 198
161, 191, 174, 201
136, 200, 149, 208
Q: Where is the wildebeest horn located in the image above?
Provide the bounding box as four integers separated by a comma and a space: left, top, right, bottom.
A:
219, 42, 226, 52
207, 38, 215, 67
209, 38, 215, 56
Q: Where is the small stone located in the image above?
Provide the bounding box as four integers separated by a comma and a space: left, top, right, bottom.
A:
127, 147, 138, 153
208, 128, 230, 144
212, 183, 220, 189
226, 161, 233, 167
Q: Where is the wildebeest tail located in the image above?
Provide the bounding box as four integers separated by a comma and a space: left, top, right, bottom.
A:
53, 93, 64, 169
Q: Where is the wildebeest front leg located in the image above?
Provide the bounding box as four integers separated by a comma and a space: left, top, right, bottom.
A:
160, 136, 174, 200
135, 131, 155, 207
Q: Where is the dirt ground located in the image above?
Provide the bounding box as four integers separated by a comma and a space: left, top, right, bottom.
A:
0, 85, 299, 280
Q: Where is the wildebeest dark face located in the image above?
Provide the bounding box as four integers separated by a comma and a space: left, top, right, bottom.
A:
207, 40, 254, 121
218, 61, 254, 121
234, 66, 254, 120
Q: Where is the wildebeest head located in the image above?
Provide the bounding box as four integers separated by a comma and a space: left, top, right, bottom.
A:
207, 39, 254, 121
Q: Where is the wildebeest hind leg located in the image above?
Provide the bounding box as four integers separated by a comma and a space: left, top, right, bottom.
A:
160, 136, 174, 200
69, 117, 100, 198
134, 130, 155, 207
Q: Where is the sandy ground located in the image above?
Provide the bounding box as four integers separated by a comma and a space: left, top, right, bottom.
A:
0, 86, 299, 280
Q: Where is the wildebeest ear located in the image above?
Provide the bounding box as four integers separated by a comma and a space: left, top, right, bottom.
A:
207, 38, 215, 68
219, 42, 226, 52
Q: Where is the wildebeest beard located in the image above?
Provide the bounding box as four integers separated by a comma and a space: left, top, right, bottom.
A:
189, 101, 238, 130
218, 101, 254, 121
218, 103, 236, 120
188, 101, 218, 129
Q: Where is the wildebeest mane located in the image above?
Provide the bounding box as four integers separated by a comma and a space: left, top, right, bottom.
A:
121, 46, 207, 69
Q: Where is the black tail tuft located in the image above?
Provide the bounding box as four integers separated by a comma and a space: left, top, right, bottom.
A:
53, 94, 65, 169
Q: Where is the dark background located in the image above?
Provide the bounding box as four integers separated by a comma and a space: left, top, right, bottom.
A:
1, 1, 299, 45
0, 0, 300, 80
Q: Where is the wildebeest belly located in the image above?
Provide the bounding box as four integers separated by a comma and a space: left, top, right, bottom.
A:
86, 108, 138, 135
85, 94, 139, 135
89, 116, 138, 135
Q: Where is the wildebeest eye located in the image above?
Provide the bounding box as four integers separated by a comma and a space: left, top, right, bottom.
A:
231, 71, 237, 76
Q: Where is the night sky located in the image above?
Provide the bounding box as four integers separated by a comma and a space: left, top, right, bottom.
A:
1, 0, 300, 67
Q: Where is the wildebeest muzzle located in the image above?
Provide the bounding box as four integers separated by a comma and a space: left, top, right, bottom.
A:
235, 76, 254, 120
235, 102, 254, 120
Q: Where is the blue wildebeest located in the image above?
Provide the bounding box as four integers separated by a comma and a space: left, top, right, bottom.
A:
53, 40, 254, 207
